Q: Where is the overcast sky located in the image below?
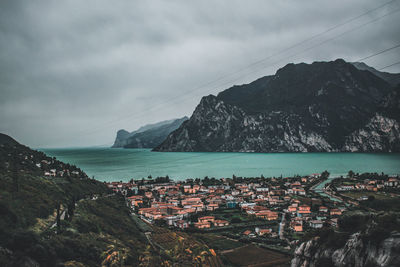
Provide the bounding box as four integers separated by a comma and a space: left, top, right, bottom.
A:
1, 0, 400, 148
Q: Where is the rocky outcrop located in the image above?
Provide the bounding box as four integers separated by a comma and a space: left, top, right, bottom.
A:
352, 62, 400, 86
112, 117, 188, 148
156, 96, 334, 152
112, 129, 131, 148
291, 232, 400, 267
154, 59, 400, 152
342, 114, 400, 152
0, 246, 40, 267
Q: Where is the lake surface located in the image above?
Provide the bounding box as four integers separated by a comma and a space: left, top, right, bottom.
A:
40, 148, 400, 182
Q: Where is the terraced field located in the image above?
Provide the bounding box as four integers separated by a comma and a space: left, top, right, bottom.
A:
150, 226, 224, 267
222, 244, 290, 267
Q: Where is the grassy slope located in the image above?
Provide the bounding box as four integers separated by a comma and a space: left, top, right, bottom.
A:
0, 134, 221, 267
46, 195, 148, 266
0, 136, 152, 266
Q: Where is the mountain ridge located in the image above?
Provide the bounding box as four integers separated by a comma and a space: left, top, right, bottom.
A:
112, 116, 188, 148
154, 59, 400, 152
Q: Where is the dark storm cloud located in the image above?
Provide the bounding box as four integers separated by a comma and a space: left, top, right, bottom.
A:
1, 0, 399, 147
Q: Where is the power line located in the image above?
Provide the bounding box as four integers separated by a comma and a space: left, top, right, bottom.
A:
69, 0, 400, 139
379, 60, 400, 70
52, 8, 400, 153
356, 43, 400, 62
42, 56, 400, 170
160, 7, 400, 107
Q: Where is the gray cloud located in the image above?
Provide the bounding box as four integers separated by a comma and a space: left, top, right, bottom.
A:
0, 0, 399, 147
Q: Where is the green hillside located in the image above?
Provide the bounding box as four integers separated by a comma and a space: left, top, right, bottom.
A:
0, 134, 151, 266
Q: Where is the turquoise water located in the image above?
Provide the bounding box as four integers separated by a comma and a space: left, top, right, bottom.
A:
314, 178, 343, 202
40, 148, 400, 182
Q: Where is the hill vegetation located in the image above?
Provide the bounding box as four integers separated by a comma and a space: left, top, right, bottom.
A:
0, 133, 227, 266
0, 133, 151, 266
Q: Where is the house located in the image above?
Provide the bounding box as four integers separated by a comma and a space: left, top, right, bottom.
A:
256, 187, 269, 192
309, 220, 323, 229
194, 221, 211, 229
198, 216, 215, 223
167, 206, 183, 215
255, 210, 278, 220
365, 185, 378, 191
181, 197, 202, 206
337, 185, 354, 191
297, 205, 311, 217
165, 215, 180, 226
243, 230, 252, 236
192, 203, 205, 212
256, 228, 272, 236
214, 219, 229, 227
226, 201, 237, 208
147, 211, 163, 220
207, 203, 219, 211
330, 209, 342, 216
293, 223, 303, 232
329, 218, 338, 227
240, 202, 256, 209
288, 205, 297, 213
266, 211, 278, 220
319, 206, 328, 213
174, 220, 188, 229
215, 188, 225, 194
385, 178, 399, 187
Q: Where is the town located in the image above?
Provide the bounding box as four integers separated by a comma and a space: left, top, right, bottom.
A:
105, 171, 400, 255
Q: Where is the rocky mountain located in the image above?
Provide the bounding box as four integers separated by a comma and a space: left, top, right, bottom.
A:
0, 133, 19, 145
352, 62, 400, 86
112, 116, 188, 148
291, 212, 400, 267
292, 232, 400, 267
154, 59, 400, 152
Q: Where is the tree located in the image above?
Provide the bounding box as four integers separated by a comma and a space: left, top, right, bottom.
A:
67, 197, 76, 220
321, 170, 330, 179
231, 217, 241, 223
56, 203, 61, 231
348, 170, 355, 178
12, 163, 20, 194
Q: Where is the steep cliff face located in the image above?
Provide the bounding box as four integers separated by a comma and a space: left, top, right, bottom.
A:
291, 232, 400, 267
112, 117, 188, 148
342, 114, 400, 152
154, 59, 400, 152
124, 117, 188, 148
156, 95, 334, 152
112, 129, 131, 148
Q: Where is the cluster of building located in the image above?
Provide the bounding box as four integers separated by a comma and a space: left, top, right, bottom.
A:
286, 200, 343, 233
106, 174, 349, 237
335, 177, 399, 192
2, 146, 85, 179
194, 216, 229, 229
42, 160, 80, 178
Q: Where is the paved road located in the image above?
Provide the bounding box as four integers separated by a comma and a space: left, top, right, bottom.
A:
279, 212, 286, 240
